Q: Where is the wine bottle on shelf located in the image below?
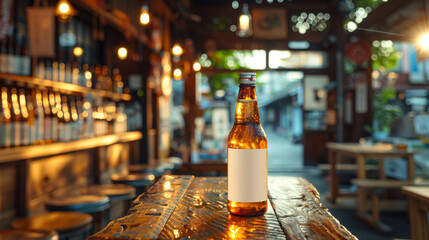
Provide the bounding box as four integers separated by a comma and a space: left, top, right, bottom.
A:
59, 61, 65, 82
18, 89, 30, 146
72, 62, 80, 86
42, 89, 52, 143
36, 59, 45, 79
10, 88, 21, 147
62, 95, 71, 141
52, 60, 59, 82
27, 89, 36, 145
49, 91, 59, 142
76, 97, 84, 139
65, 63, 72, 84
0, 39, 8, 73
45, 60, 53, 81
70, 96, 79, 140
57, 93, 64, 142
20, 37, 31, 76
0, 87, 12, 147
94, 65, 102, 90
112, 68, 124, 94
14, 34, 22, 76
34, 89, 44, 144
7, 30, 16, 74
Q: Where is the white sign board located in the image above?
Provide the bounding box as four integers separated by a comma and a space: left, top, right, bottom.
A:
414, 115, 429, 135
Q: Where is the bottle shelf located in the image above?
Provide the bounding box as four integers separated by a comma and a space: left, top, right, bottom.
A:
0, 131, 142, 164
0, 73, 131, 101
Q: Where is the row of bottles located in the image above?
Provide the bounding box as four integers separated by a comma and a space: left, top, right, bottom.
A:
0, 85, 139, 148
0, 32, 31, 76
35, 61, 125, 94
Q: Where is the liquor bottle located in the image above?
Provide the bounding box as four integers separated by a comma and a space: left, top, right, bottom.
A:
20, 37, 31, 76
10, 88, 21, 147
34, 89, 44, 144
112, 68, 124, 94
227, 72, 268, 216
62, 95, 71, 141
27, 89, 37, 145
18, 89, 30, 146
7, 30, 16, 74
0, 39, 8, 73
70, 96, 79, 140
0, 87, 12, 147
45, 60, 53, 80
49, 91, 59, 142
36, 59, 45, 79
42, 89, 52, 143
52, 60, 59, 81
59, 62, 65, 82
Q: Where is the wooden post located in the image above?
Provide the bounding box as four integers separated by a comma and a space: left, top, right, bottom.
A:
183, 61, 197, 163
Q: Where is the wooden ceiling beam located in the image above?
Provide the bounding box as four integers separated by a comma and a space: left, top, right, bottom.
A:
358, 0, 411, 29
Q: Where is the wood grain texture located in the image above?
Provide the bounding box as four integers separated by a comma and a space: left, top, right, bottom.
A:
268, 177, 358, 240
89, 176, 356, 239
0, 131, 142, 163
158, 177, 285, 239
88, 175, 194, 239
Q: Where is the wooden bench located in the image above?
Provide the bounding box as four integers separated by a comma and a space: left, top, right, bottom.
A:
351, 179, 429, 233
402, 186, 429, 240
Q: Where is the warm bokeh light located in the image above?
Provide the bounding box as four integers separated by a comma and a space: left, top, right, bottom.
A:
56, 0, 75, 22
418, 32, 429, 50
173, 68, 182, 80
73, 46, 83, 57
172, 44, 183, 56
140, 5, 150, 25
58, 1, 70, 14
193, 61, 201, 71
162, 75, 172, 96
118, 47, 128, 60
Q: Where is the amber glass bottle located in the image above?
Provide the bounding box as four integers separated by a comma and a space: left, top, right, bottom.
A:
227, 72, 268, 216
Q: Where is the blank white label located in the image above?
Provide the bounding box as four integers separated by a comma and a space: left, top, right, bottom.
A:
228, 148, 267, 202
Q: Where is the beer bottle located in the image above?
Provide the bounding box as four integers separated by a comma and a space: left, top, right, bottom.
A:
227, 72, 267, 216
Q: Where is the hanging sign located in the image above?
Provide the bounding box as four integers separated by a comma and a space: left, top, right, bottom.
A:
346, 40, 371, 64
0, 0, 14, 40
26, 7, 55, 57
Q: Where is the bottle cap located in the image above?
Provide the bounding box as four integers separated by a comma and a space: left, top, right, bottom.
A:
238, 72, 256, 85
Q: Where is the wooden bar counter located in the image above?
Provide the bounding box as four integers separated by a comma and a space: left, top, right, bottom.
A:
89, 175, 357, 239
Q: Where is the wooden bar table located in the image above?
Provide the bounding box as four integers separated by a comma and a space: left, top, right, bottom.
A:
402, 186, 429, 240
326, 143, 416, 203
89, 175, 357, 239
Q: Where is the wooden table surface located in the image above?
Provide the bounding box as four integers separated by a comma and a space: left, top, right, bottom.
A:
89, 175, 357, 239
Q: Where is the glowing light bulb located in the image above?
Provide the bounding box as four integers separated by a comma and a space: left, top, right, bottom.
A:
172, 44, 183, 56
59, 2, 70, 14
140, 5, 150, 25
173, 68, 182, 80
193, 61, 201, 72
73, 46, 83, 57
118, 47, 128, 60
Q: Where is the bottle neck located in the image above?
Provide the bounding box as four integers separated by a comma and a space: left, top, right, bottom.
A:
234, 84, 260, 124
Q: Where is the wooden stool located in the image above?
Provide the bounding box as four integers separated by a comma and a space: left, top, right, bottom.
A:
81, 184, 136, 221
129, 164, 165, 179
0, 229, 58, 240
45, 195, 110, 232
12, 212, 92, 239
111, 173, 155, 195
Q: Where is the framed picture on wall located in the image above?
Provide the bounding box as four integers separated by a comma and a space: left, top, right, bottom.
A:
252, 8, 287, 39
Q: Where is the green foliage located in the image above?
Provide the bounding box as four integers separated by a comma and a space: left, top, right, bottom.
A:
210, 50, 254, 70
367, 87, 402, 134
371, 44, 400, 71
